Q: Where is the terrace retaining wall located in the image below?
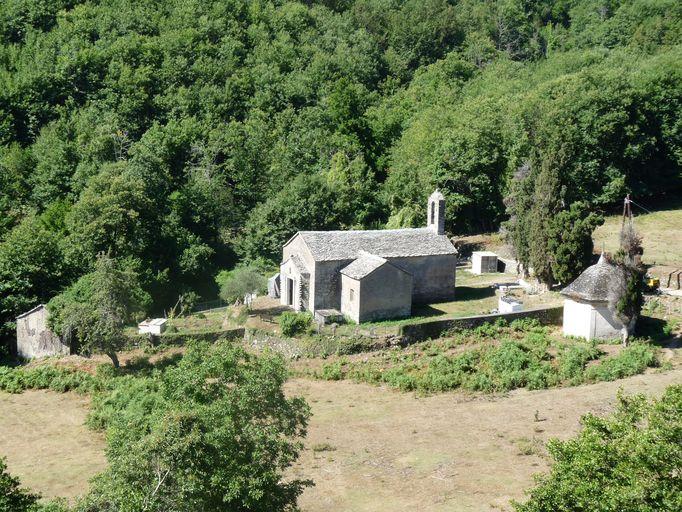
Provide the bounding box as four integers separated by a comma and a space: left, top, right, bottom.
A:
399, 306, 563, 343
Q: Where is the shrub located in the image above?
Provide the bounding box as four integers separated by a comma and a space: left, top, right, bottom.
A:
319, 360, 346, 381
0, 457, 40, 512
514, 385, 682, 512
585, 343, 657, 382
219, 267, 267, 305
0, 365, 98, 394
557, 342, 601, 383
279, 312, 313, 337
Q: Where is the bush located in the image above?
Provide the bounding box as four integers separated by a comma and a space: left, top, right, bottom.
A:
585, 343, 657, 382
0, 457, 40, 512
557, 342, 601, 383
0, 365, 98, 394
279, 312, 313, 337
514, 385, 682, 512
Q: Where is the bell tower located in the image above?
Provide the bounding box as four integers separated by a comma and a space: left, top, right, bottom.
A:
427, 190, 445, 235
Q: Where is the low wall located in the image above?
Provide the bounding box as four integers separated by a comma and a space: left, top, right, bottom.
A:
399, 307, 563, 343
126, 327, 245, 348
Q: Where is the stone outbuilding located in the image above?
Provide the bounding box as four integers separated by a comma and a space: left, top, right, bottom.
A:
340, 252, 412, 323
472, 251, 498, 274
280, 190, 457, 322
15, 305, 70, 359
560, 255, 621, 340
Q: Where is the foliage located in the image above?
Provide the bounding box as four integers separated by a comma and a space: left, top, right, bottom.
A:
514, 385, 682, 512
608, 215, 646, 345
0, 457, 39, 512
79, 341, 310, 512
0, 364, 98, 395
48, 253, 150, 367
314, 320, 659, 393
218, 267, 267, 305
0, 0, 679, 345
0, 215, 69, 344
548, 202, 604, 284
279, 312, 313, 337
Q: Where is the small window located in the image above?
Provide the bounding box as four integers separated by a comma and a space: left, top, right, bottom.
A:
430, 202, 435, 224
350, 288, 355, 302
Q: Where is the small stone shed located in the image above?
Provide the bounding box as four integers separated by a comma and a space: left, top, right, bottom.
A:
561, 255, 621, 340
339, 252, 412, 323
15, 305, 70, 359
472, 251, 498, 274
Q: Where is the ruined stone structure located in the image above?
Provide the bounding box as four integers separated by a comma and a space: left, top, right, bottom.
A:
280, 190, 457, 322
15, 305, 70, 359
561, 254, 622, 340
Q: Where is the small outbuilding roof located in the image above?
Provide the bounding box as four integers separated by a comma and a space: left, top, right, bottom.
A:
289, 228, 457, 262
340, 252, 410, 280
139, 318, 167, 327
560, 254, 618, 302
472, 251, 498, 257
16, 304, 47, 320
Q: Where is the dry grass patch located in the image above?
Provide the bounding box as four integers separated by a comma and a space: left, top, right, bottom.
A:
0, 390, 106, 501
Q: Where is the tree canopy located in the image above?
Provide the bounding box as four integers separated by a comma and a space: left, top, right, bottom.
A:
0, 0, 680, 347
515, 384, 682, 512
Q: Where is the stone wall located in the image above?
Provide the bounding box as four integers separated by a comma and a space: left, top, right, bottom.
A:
15, 305, 70, 359
388, 254, 457, 303
126, 327, 245, 348
357, 263, 412, 322
399, 306, 563, 343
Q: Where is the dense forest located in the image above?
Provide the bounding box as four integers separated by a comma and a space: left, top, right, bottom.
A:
0, 0, 680, 345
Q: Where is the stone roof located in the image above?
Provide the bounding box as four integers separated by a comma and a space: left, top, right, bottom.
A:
16, 304, 46, 320
340, 252, 409, 280
293, 228, 457, 262
473, 251, 498, 257
560, 254, 618, 302
283, 254, 310, 275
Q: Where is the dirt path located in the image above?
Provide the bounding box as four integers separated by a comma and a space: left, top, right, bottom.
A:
286, 368, 682, 512
0, 390, 106, 501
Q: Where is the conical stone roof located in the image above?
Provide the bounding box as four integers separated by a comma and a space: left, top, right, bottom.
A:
560, 254, 619, 302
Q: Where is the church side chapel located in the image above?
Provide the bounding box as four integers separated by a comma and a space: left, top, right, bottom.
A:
280, 191, 458, 323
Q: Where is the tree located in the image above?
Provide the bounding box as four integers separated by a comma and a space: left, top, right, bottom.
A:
514, 385, 682, 512
79, 341, 310, 512
48, 253, 150, 367
219, 267, 267, 308
527, 154, 562, 287
0, 216, 68, 347
547, 201, 604, 284
607, 200, 645, 346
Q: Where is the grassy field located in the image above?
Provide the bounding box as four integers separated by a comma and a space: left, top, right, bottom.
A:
592, 205, 681, 266
0, 390, 106, 501
288, 368, 682, 512
2, 366, 680, 511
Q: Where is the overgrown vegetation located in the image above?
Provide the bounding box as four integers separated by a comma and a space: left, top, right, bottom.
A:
279, 311, 313, 337
0, 341, 310, 512
1, 0, 680, 351
514, 384, 682, 512
47, 253, 150, 367
308, 319, 660, 393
